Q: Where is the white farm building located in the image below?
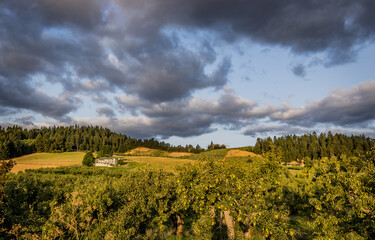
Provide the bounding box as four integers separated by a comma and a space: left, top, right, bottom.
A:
94, 157, 118, 167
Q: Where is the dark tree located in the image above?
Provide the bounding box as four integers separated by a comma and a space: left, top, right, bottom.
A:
82, 151, 95, 167
0, 125, 204, 160
0, 159, 14, 201
97, 145, 113, 158
254, 132, 372, 162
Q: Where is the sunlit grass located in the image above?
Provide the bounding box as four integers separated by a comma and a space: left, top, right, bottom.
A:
11, 152, 85, 173
121, 156, 195, 173
10, 152, 195, 173
187, 149, 229, 161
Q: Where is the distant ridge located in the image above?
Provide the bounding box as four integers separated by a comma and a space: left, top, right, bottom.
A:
124, 147, 194, 158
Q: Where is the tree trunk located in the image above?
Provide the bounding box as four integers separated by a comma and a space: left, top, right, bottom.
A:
219, 211, 223, 228
244, 217, 253, 238
175, 214, 184, 235
244, 225, 253, 238
224, 210, 235, 239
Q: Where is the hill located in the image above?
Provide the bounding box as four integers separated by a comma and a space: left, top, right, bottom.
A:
124, 147, 194, 158
10, 152, 85, 173
187, 148, 229, 161
187, 148, 261, 161
223, 149, 261, 160
10, 149, 195, 173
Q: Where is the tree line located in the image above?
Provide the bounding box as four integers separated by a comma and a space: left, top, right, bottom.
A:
0, 125, 204, 160
253, 132, 373, 162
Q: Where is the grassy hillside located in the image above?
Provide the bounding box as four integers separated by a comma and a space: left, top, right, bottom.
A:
187, 148, 261, 161
10, 148, 260, 173
123, 147, 194, 158
187, 149, 229, 161
11, 152, 85, 173
11, 151, 195, 173
121, 156, 196, 173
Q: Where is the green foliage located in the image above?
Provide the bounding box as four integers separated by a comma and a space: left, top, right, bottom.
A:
207, 141, 226, 150
117, 159, 126, 165
97, 145, 113, 158
0, 125, 204, 160
0, 159, 14, 201
282, 142, 375, 239
188, 149, 229, 161
0, 142, 10, 160
255, 132, 372, 162
1, 140, 375, 239
27, 166, 130, 177
82, 151, 95, 166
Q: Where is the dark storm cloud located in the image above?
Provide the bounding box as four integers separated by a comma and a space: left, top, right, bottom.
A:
118, 0, 375, 64
271, 80, 375, 126
127, 116, 216, 139
243, 125, 308, 137
0, 106, 19, 116
324, 127, 375, 139
96, 107, 115, 118
243, 124, 375, 138
26, 80, 375, 139
0, 0, 118, 119
0, 0, 231, 117
114, 81, 375, 138
0, 77, 77, 120
125, 52, 230, 102
2, 0, 375, 138
72, 116, 215, 139
115, 87, 276, 137
291, 64, 307, 78
15, 116, 35, 126
1, 0, 104, 29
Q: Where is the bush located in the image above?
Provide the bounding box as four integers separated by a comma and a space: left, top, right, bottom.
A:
117, 159, 126, 165
82, 151, 95, 166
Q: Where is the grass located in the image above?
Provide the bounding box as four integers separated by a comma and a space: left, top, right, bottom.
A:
122, 147, 194, 158
187, 149, 229, 161
9, 149, 265, 174
234, 146, 254, 152
120, 156, 195, 173
10, 152, 195, 173
11, 152, 85, 173
105, 161, 148, 171
225, 156, 262, 162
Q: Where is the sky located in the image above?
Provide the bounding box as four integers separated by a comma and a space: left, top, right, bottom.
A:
1, 0, 375, 148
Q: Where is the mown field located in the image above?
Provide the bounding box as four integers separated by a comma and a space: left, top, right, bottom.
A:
10, 152, 85, 173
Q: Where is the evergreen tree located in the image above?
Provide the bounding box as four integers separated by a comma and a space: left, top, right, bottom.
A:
0, 141, 10, 160
255, 132, 372, 162
0, 159, 14, 201
97, 145, 113, 158
35, 134, 44, 152
82, 151, 95, 166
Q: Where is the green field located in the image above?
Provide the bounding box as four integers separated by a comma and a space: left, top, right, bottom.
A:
187, 148, 229, 161
119, 156, 196, 173
11, 152, 85, 173
11, 152, 196, 173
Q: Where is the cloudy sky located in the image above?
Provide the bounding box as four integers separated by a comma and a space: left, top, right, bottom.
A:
1, 0, 375, 147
